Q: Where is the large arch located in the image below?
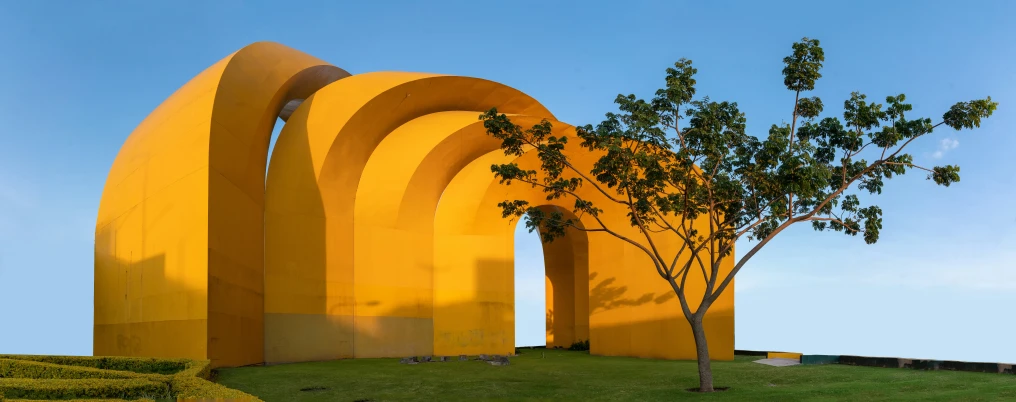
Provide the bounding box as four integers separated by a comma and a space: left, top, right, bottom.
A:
262, 74, 554, 363
95, 42, 734, 368
94, 42, 349, 367
442, 142, 735, 360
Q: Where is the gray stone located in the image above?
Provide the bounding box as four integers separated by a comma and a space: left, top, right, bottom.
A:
459, 355, 468, 361
752, 358, 800, 367
478, 354, 489, 361
420, 356, 432, 362
399, 357, 419, 364
438, 356, 450, 362
488, 355, 510, 366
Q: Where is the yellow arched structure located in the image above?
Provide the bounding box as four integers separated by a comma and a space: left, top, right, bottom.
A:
94, 42, 735, 368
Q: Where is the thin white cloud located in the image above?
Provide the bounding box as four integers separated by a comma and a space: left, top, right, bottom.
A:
0, 172, 36, 246
734, 271, 847, 293
0, 171, 96, 246
734, 255, 1016, 293
864, 264, 1016, 291
931, 138, 959, 159
0, 171, 37, 210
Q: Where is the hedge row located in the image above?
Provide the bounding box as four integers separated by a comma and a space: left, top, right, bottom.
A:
0, 355, 262, 401
0, 359, 142, 380
6, 399, 153, 402
172, 375, 263, 400
167, 360, 260, 400
0, 378, 167, 400
0, 355, 187, 375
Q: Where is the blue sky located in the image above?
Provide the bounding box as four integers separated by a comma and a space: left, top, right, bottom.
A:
1, 1, 1013, 362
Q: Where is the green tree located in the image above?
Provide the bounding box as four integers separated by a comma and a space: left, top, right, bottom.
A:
479, 37, 997, 392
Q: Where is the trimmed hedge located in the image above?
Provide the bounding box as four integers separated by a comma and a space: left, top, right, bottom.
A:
7, 399, 153, 402
0, 355, 262, 401
0, 378, 168, 400
166, 360, 259, 401
0, 355, 187, 375
172, 375, 261, 400
0, 359, 141, 380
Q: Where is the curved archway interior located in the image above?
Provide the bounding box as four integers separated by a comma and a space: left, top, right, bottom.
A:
535, 206, 590, 349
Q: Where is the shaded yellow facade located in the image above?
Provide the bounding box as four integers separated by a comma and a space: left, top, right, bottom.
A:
94, 42, 734, 368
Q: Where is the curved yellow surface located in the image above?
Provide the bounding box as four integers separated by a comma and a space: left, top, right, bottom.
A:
95, 42, 734, 368
352, 113, 543, 358
433, 137, 733, 359
263, 74, 553, 363
94, 42, 349, 367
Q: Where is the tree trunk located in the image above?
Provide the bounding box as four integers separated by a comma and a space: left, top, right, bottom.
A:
690, 316, 714, 392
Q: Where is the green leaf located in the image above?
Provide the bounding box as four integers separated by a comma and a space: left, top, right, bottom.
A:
480, 38, 996, 337
943, 97, 998, 130
928, 165, 961, 187
782, 37, 825, 92
796, 96, 824, 120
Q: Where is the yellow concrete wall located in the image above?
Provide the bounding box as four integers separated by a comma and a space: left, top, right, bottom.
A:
95, 42, 734, 367
263, 74, 553, 363
445, 139, 735, 360
94, 42, 349, 367
768, 352, 802, 360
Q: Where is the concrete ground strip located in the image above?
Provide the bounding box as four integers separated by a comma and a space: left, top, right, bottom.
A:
753, 358, 801, 367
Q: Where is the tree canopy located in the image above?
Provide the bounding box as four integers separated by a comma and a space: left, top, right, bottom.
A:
481, 37, 996, 308
479, 37, 996, 392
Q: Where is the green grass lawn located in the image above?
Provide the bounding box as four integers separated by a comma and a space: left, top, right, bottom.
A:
214, 348, 1016, 401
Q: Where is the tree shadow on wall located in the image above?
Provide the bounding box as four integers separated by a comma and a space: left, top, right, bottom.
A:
546, 309, 554, 337
588, 272, 660, 314
583, 272, 735, 361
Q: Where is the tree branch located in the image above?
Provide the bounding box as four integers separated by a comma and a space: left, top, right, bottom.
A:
807, 216, 861, 234
883, 161, 933, 173
788, 90, 801, 221
708, 119, 952, 303
515, 129, 631, 207
625, 190, 669, 273
515, 179, 654, 257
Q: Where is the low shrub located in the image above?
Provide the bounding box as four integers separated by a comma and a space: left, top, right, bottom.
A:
0, 355, 188, 375
99, 357, 189, 375
6, 399, 153, 402
167, 360, 261, 401
568, 340, 590, 351
0, 355, 261, 401
172, 375, 261, 401
0, 378, 168, 400
175, 360, 212, 380
0, 359, 141, 380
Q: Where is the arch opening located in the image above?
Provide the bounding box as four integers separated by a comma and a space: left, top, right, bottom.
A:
522, 205, 590, 350
512, 223, 546, 347
265, 117, 285, 179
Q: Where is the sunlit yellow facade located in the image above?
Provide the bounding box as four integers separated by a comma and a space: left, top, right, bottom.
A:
94, 42, 734, 368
